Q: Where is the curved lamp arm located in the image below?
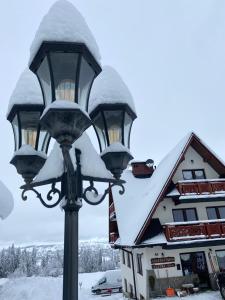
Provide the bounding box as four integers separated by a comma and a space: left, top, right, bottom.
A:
82, 181, 125, 206
21, 183, 62, 208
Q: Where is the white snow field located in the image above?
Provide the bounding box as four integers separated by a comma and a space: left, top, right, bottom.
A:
0, 273, 222, 300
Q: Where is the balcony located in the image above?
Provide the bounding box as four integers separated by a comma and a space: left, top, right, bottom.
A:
109, 203, 116, 220
109, 232, 119, 243
174, 179, 225, 203
164, 219, 225, 242
177, 179, 225, 195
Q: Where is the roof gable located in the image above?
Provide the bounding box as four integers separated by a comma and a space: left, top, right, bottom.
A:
112, 132, 225, 246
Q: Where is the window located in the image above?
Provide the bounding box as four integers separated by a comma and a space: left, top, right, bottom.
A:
122, 250, 125, 264
182, 169, 206, 180
124, 279, 128, 292
207, 206, 225, 220
137, 254, 143, 275
127, 252, 131, 268
173, 208, 198, 222
216, 250, 225, 272
129, 284, 134, 298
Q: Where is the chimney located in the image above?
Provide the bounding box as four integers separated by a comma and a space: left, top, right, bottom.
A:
131, 159, 155, 178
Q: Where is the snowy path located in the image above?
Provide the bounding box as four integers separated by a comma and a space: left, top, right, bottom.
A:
0, 273, 222, 300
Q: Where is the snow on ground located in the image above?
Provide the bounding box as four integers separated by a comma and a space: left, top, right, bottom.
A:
0, 273, 222, 300
0, 272, 123, 300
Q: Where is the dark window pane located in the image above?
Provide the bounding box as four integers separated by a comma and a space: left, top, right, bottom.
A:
186, 209, 197, 221
194, 170, 205, 179
19, 111, 40, 149
137, 254, 143, 275
219, 207, 225, 219
12, 115, 19, 151
93, 113, 107, 152
183, 170, 193, 180
180, 253, 192, 275
207, 207, 217, 220
216, 251, 225, 272
79, 57, 95, 111
37, 57, 52, 106
124, 112, 132, 148
104, 111, 123, 145
173, 210, 184, 222
50, 53, 78, 103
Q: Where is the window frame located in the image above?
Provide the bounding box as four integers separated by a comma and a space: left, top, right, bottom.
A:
136, 253, 143, 275
172, 208, 198, 222
122, 250, 125, 265
182, 169, 206, 180
216, 250, 225, 272
124, 278, 128, 293
206, 206, 225, 220
127, 252, 131, 268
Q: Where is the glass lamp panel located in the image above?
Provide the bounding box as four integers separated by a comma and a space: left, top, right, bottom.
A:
93, 113, 107, 152
19, 111, 40, 148
79, 57, 95, 111
12, 114, 19, 151
38, 129, 50, 154
124, 112, 132, 148
36, 57, 52, 106
104, 111, 123, 145
50, 53, 78, 102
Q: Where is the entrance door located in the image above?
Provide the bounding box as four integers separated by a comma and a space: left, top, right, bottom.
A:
180, 252, 209, 287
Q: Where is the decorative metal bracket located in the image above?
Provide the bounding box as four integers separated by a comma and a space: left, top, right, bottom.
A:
82, 181, 125, 205
21, 183, 63, 208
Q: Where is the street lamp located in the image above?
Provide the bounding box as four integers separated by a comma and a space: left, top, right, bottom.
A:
7, 69, 49, 183
7, 2, 136, 300
89, 66, 137, 179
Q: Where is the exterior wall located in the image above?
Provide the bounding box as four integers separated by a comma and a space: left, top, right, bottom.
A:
153, 197, 225, 225
172, 146, 219, 183
153, 145, 221, 225
121, 244, 225, 299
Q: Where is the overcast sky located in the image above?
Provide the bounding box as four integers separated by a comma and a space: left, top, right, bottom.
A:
0, 0, 225, 246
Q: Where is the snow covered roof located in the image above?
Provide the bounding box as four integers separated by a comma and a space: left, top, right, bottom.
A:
7, 69, 43, 118
112, 132, 225, 246
35, 133, 113, 183
0, 181, 14, 220
88, 66, 136, 114
29, 0, 101, 66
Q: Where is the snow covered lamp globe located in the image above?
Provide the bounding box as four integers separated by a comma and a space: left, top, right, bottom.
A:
89, 66, 137, 179
7, 69, 48, 184
29, 0, 101, 145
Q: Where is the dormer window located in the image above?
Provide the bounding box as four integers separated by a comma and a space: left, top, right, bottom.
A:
182, 169, 206, 180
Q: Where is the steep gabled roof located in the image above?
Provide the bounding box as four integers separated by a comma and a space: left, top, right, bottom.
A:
112, 132, 225, 246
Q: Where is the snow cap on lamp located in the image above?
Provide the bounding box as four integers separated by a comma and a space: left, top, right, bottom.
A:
29, 0, 101, 65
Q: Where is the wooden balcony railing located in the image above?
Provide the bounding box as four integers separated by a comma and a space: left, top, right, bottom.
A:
109, 232, 119, 243
177, 179, 225, 196
109, 203, 116, 220
164, 219, 225, 242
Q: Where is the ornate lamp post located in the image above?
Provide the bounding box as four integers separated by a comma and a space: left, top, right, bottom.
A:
7, 2, 136, 300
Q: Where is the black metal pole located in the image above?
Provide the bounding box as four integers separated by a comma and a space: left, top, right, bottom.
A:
61, 145, 82, 300
63, 206, 79, 300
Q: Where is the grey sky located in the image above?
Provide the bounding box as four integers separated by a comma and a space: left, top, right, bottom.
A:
0, 0, 225, 246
